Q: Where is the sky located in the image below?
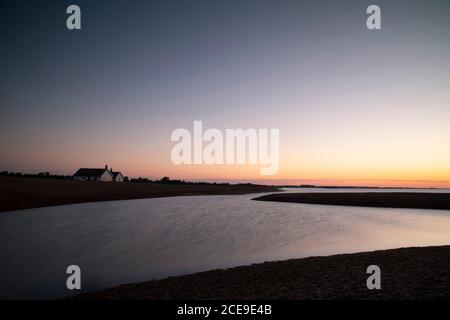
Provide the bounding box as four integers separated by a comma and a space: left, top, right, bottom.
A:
1, 0, 450, 187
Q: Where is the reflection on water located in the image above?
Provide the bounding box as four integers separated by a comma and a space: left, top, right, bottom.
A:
1, 188, 450, 299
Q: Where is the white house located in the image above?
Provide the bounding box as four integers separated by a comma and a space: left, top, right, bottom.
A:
73, 165, 124, 182
111, 170, 124, 182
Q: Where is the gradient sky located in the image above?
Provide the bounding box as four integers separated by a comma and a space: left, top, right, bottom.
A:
1, 0, 450, 187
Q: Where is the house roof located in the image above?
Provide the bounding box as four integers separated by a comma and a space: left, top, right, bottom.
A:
111, 171, 123, 178
73, 168, 108, 177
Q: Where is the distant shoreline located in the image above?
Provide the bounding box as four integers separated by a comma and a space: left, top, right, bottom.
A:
3, 176, 450, 213
0, 176, 279, 213
253, 192, 450, 210
75, 245, 450, 300
280, 185, 446, 190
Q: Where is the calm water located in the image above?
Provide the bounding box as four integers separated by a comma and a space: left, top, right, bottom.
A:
1, 188, 450, 299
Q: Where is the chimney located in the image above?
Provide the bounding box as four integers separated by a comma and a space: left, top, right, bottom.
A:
105, 164, 108, 170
